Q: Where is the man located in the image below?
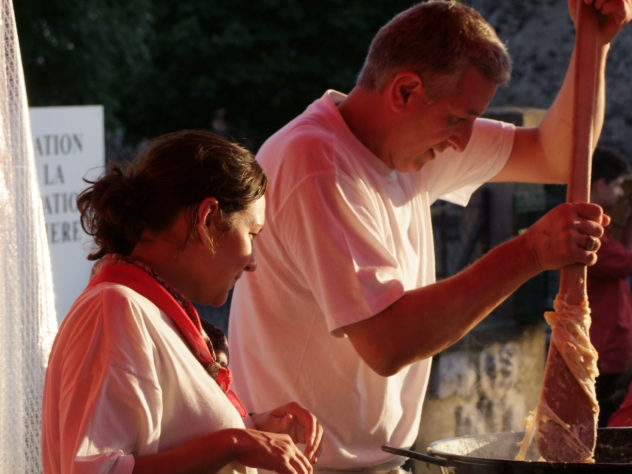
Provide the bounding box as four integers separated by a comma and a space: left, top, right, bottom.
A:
587, 146, 632, 426
229, 1, 631, 471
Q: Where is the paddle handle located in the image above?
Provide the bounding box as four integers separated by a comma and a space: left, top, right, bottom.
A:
559, 2, 602, 305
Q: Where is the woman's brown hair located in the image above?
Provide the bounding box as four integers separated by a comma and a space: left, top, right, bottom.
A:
78, 130, 267, 260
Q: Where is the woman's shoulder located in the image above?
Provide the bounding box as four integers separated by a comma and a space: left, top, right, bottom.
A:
65, 282, 156, 322
55, 283, 162, 354
48, 282, 167, 387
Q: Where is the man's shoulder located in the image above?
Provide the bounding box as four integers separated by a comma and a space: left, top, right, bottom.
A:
257, 114, 339, 179
263, 108, 336, 153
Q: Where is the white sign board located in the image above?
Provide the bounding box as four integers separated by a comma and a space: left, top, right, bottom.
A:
30, 105, 105, 323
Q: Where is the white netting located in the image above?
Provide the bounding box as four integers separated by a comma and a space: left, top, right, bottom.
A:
0, 0, 58, 472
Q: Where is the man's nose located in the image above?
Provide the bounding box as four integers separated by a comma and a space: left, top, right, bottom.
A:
448, 122, 474, 152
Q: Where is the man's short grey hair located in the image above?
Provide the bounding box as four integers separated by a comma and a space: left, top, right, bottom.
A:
357, 0, 511, 100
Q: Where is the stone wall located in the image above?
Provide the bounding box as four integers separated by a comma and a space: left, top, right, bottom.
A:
413, 325, 546, 473
475, 0, 632, 153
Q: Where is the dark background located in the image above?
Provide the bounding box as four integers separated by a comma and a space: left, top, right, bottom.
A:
14, 1, 415, 160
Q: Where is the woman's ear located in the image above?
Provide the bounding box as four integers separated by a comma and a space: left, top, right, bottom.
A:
195, 197, 220, 252
196, 197, 219, 236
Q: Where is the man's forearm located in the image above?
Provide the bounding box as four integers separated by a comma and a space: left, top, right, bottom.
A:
345, 233, 540, 376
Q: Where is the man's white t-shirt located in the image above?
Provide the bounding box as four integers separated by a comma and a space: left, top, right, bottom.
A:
229, 90, 514, 471
42, 283, 252, 474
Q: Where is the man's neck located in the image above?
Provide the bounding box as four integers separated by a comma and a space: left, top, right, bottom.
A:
338, 86, 391, 164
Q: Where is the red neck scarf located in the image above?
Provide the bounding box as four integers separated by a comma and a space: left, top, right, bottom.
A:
88, 257, 247, 416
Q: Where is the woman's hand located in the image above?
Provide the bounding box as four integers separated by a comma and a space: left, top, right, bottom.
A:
250, 402, 323, 464
132, 425, 318, 474
232, 428, 314, 474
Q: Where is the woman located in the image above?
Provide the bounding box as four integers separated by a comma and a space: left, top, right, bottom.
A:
42, 130, 322, 473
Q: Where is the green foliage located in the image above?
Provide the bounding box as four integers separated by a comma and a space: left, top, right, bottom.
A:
15, 0, 415, 155
14, 0, 153, 136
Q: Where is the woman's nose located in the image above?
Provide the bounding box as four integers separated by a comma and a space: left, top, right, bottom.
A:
245, 252, 257, 272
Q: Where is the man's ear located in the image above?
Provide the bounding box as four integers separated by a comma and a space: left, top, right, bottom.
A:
389, 71, 423, 110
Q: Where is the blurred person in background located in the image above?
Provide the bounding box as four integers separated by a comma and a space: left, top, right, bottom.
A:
588, 146, 632, 427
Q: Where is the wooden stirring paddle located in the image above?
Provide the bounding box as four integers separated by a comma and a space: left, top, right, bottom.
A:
535, 2, 602, 463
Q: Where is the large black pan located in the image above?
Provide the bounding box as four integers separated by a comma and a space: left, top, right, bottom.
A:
383, 428, 632, 473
